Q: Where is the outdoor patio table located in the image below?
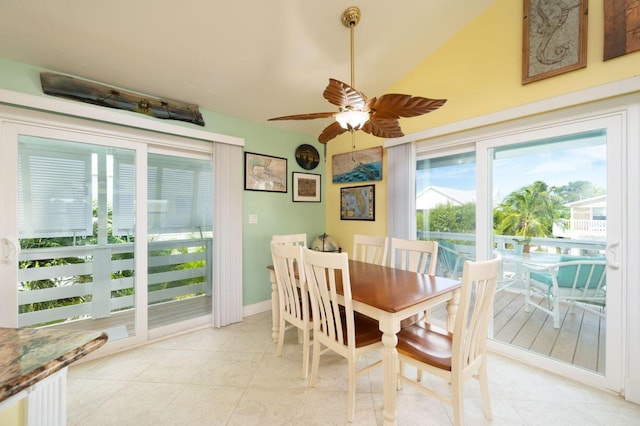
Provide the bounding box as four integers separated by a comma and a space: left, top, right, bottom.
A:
497, 250, 562, 291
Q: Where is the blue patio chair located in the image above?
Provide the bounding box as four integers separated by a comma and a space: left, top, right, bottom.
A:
437, 241, 472, 279
523, 255, 606, 328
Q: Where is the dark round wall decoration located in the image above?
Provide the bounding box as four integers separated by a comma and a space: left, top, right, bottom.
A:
295, 144, 320, 170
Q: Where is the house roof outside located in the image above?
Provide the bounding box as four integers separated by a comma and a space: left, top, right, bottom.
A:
416, 186, 475, 210
564, 194, 607, 209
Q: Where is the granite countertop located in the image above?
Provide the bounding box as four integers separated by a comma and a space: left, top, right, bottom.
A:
0, 327, 108, 403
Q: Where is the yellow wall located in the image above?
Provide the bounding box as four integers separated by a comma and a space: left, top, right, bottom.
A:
326, 0, 640, 252
0, 399, 24, 425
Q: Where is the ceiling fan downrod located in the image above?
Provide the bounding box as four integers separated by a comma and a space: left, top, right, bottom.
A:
341, 6, 361, 90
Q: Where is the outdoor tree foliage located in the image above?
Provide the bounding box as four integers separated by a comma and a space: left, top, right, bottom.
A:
494, 180, 604, 239
420, 202, 476, 233
494, 181, 565, 239
551, 180, 605, 203
19, 205, 133, 320
419, 180, 604, 239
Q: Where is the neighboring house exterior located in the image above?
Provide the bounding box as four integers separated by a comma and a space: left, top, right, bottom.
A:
415, 186, 475, 209
415, 186, 503, 210
553, 195, 607, 240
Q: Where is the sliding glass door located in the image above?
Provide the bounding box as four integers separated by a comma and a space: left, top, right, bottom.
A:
0, 120, 215, 345
418, 112, 623, 392
144, 152, 213, 331
479, 115, 622, 392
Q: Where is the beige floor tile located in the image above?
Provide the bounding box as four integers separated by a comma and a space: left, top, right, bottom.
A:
65, 311, 640, 426
155, 384, 245, 426
227, 387, 306, 426
73, 382, 184, 426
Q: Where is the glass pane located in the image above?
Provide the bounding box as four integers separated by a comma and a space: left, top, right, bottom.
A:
17, 136, 136, 343
147, 153, 213, 330
18, 136, 93, 238
416, 151, 476, 278
491, 130, 607, 375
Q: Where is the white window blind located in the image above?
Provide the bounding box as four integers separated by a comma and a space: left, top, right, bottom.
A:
18, 136, 93, 238
112, 153, 212, 236
112, 155, 136, 236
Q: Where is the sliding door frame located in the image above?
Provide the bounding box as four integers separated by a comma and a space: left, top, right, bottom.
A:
408, 92, 640, 398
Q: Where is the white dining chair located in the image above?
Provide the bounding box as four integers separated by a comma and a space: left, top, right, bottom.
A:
396, 258, 501, 426
270, 242, 313, 379
390, 237, 438, 324
352, 233, 388, 266
272, 233, 307, 247
390, 237, 438, 275
389, 237, 440, 380
302, 247, 383, 423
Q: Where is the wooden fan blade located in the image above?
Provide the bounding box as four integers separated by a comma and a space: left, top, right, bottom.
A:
366, 94, 446, 118
323, 78, 367, 110
361, 117, 404, 139
268, 112, 336, 121
318, 121, 348, 144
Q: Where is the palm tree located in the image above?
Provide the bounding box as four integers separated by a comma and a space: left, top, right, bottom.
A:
495, 181, 561, 241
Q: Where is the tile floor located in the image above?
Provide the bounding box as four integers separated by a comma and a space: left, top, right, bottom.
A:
67, 311, 640, 425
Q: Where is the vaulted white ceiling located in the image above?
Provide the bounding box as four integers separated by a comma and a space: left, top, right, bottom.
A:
0, 1, 494, 138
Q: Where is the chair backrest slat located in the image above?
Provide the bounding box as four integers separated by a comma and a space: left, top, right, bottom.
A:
303, 248, 354, 348
390, 238, 438, 275
352, 234, 388, 266
272, 233, 307, 247
271, 242, 307, 323
452, 258, 500, 371
555, 259, 607, 291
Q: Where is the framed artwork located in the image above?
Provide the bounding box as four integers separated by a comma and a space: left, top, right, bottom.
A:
340, 184, 375, 221
244, 152, 287, 192
294, 144, 320, 170
332, 146, 382, 183
292, 172, 321, 202
604, 0, 640, 60
522, 0, 588, 84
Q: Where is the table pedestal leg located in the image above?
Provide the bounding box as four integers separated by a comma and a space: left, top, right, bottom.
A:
268, 270, 279, 342
381, 326, 399, 426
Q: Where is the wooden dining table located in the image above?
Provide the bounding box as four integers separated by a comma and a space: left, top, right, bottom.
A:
267, 259, 462, 426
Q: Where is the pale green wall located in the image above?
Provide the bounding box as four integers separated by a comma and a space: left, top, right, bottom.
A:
0, 57, 326, 308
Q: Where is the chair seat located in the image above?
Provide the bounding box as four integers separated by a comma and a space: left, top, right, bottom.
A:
347, 312, 383, 347
397, 322, 452, 371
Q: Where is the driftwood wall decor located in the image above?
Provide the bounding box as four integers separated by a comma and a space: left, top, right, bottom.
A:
40, 72, 205, 126
604, 0, 640, 60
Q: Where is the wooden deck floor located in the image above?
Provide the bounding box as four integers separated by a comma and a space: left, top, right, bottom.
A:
433, 287, 606, 374
492, 288, 605, 374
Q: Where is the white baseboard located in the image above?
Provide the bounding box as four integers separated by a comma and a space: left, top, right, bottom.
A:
625, 378, 640, 404
243, 299, 272, 318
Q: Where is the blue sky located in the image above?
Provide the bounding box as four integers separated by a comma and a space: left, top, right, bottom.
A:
417, 144, 607, 202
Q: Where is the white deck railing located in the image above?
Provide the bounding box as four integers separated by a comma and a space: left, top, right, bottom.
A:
420, 232, 606, 253
553, 219, 607, 240
17, 238, 212, 327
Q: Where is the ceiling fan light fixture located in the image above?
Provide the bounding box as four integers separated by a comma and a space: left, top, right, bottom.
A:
336, 109, 369, 130
267, 6, 446, 144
